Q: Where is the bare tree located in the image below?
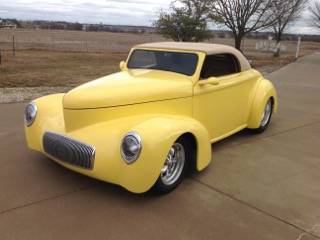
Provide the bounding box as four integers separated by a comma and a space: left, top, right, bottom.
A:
310, 1, 320, 29
271, 0, 306, 43
180, 0, 211, 20
154, 0, 212, 42
270, 0, 307, 56
209, 0, 277, 50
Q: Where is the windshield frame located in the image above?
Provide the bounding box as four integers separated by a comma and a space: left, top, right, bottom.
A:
127, 49, 199, 77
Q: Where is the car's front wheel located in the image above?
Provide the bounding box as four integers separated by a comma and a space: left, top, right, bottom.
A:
152, 137, 192, 194
252, 98, 273, 134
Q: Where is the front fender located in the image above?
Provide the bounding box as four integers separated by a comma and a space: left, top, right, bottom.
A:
247, 79, 278, 129
121, 115, 212, 192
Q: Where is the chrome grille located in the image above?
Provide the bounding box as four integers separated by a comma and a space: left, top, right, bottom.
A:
43, 132, 95, 170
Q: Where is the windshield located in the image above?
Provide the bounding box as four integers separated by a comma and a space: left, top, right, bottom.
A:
127, 50, 198, 76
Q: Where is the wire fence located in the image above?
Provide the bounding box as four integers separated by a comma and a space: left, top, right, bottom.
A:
0, 28, 318, 66
0, 29, 162, 53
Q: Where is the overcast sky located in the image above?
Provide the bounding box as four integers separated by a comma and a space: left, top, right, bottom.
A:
0, 0, 319, 35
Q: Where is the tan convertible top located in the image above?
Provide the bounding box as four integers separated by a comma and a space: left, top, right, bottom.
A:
136, 42, 251, 71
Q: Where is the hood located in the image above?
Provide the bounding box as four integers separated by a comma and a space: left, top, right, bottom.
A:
63, 70, 193, 109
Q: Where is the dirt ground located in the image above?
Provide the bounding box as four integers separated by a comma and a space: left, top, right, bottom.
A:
0, 50, 127, 87
0, 29, 320, 92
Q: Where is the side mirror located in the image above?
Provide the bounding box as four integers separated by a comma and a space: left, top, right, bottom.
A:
198, 77, 220, 86
119, 61, 126, 71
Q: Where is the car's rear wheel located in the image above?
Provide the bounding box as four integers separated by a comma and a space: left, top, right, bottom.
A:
152, 137, 192, 194
252, 99, 273, 134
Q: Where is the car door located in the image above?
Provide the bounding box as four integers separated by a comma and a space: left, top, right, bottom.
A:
193, 53, 258, 142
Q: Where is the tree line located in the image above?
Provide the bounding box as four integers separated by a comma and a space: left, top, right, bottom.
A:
154, 0, 320, 55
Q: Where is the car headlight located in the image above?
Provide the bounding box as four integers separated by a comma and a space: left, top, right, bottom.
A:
120, 132, 142, 164
25, 102, 37, 127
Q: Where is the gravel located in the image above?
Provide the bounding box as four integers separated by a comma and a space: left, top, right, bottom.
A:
0, 87, 72, 103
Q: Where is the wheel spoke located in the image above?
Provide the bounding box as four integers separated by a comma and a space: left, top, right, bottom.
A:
161, 165, 168, 174
160, 143, 185, 186
261, 100, 272, 127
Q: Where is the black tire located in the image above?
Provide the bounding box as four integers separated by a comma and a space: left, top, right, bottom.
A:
152, 136, 194, 195
251, 99, 273, 134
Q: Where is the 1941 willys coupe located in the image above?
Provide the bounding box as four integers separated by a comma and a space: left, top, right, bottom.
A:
24, 42, 278, 194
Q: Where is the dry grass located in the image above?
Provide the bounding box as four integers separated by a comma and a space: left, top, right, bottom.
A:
0, 29, 320, 88
0, 50, 127, 87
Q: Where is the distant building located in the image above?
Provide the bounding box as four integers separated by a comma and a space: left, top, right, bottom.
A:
0, 19, 18, 29
82, 24, 88, 31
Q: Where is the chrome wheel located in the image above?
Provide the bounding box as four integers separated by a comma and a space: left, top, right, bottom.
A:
261, 100, 272, 127
161, 143, 186, 186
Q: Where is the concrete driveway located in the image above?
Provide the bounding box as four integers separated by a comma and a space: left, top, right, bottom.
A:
0, 53, 320, 240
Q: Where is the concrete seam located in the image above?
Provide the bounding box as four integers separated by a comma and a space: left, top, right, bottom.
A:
191, 177, 320, 240
228, 119, 320, 149
0, 184, 96, 216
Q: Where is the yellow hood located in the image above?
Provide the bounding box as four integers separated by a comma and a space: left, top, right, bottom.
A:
63, 70, 193, 109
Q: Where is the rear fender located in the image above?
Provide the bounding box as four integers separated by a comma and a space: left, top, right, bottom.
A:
247, 79, 278, 129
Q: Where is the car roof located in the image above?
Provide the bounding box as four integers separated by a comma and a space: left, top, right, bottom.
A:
135, 42, 251, 71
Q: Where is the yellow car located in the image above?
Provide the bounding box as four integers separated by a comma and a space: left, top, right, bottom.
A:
24, 42, 278, 194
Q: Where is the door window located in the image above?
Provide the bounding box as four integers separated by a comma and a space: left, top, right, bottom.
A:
200, 54, 240, 79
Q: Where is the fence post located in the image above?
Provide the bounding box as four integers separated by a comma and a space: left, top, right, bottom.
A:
295, 37, 301, 59
12, 35, 16, 57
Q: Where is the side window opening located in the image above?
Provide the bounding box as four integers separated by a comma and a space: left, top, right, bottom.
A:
200, 54, 241, 79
